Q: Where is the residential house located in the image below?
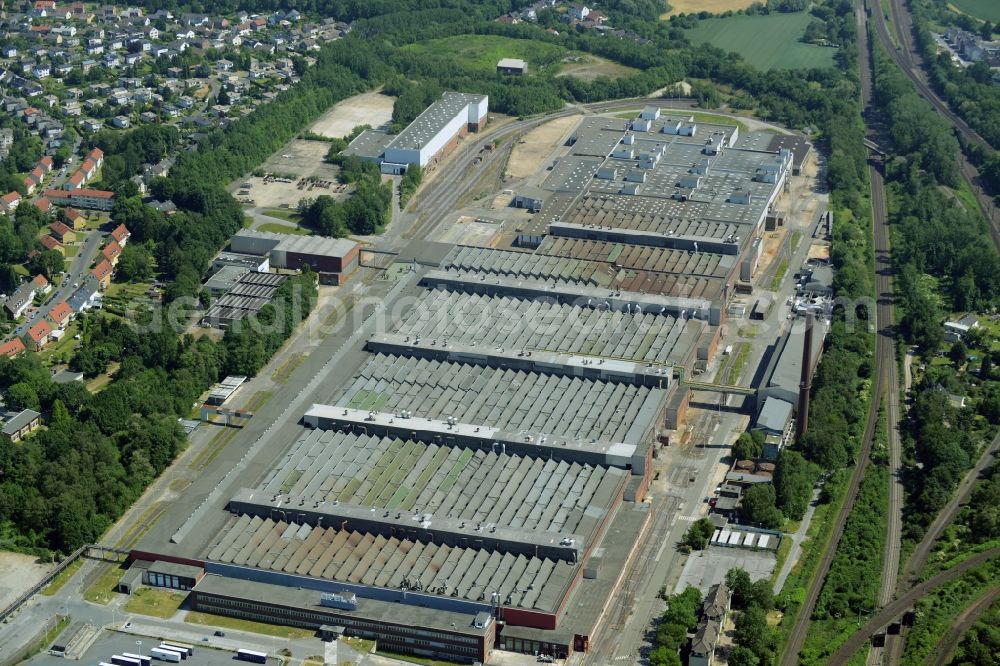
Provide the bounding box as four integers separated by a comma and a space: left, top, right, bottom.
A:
64, 207, 85, 230
102, 239, 121, 266
47, 300, 72, 329
4, 282, 36, 319
22, 319, 52, 351
944, 314, 980, 343
39, 156, 53, 172
49, 220, 75, 243
34, 197, 52, 214
67, 276, 101, 312
40, 234, 63, 254
2, 408, 41, 442
0, 338, 26, 359
110, 223, 130, 246
91, 259, 113, 288
31, 274, 51, 295
45, 188, 115, 211
111, 115, 130, 128
689, 582, 730, 666
64, 170, 85, 189
1, 191, 21, 213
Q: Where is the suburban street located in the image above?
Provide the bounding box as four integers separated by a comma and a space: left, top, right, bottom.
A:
8, 229, 102, 342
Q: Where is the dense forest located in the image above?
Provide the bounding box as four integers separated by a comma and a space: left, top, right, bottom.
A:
870, 40, 1000, 543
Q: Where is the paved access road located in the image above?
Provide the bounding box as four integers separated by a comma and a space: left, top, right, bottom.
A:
8, 230, 102, 342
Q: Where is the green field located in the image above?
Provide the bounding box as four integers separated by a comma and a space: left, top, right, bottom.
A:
950, 0, 1000, 22
685, 12, 838, 70
403, 35, 566, 73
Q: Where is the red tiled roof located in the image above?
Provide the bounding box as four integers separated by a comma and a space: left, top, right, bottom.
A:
48, 301, 72, 325
65, 207, 81, 220
88, 147, 104, 160
102, 239, 121, 260
91, 259, 113, 280
32, 274, 49, 288
26, 320, 52, 343
50, 221, 72, 237
30, 167, 45, 180
73, 188, 114, 199
1, 192, 20, 205
39, 156, 53, 170
40, 235, 61, 251
81, 158, 96, 174
0, 338, 26, 358
110, 223, 130, 241
34, 197, 52, 212
43, 189, 69, 200
67, 172, 85, 186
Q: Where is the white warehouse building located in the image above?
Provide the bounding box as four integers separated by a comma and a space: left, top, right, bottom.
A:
381, 92, 488, 173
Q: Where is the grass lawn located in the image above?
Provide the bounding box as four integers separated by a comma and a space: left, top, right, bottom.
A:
613, 109, 749, 133
341, 637, 374, 654
13, 264, 29, 277
402, 34, 567, 74
257, 222, 309, 235
63, 245, 79, 258
261, 208, 302, 223
83, 564, 125, 605
41, 558, 83, 597
771, 258, 790, 290
185, 611, 315, 639
685, 12, 838, 70
950, 0, 1000, 22
123, 587, 186, 619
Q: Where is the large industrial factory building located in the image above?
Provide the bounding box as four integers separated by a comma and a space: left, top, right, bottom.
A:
130, 105, 803, 663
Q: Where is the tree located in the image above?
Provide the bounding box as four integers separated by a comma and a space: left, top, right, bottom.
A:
733, 431, 764, 461
117, 244, 153, 282
727, 646, 758, 666
6, 382, 40, 411
949, 340, 968, 365
774, 450, 816, 520
683, 517, 715, 550
647, 646, 681, 666
726, 568, 753, 608
29, 249, 65, 279
739, 484, 783, 529
734, 605, 773, 661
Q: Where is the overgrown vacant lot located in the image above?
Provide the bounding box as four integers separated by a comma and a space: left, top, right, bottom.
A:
401, 34, 638, 80
684, 12, 838, 70
402, 35, 567, 73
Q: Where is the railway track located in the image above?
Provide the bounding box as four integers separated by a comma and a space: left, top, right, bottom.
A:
871, 0, 1000, 252
827, 545, 1000, 664
778, 5, 897, 663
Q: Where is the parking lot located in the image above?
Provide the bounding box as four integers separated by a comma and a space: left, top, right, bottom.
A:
30, 629, 282, 666
673, 545, 777, 594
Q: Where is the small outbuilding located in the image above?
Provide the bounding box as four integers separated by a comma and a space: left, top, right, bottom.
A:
496, 58, 528, 75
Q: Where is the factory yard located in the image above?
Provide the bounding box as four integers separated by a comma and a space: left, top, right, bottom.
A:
94, 100, 826, 664
308, 90, 396, 139
506, 115, 581, 179
233, 140, 346, 210
0, 551, 54, 609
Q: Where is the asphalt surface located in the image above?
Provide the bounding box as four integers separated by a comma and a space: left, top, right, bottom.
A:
8, 230, 102, 341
